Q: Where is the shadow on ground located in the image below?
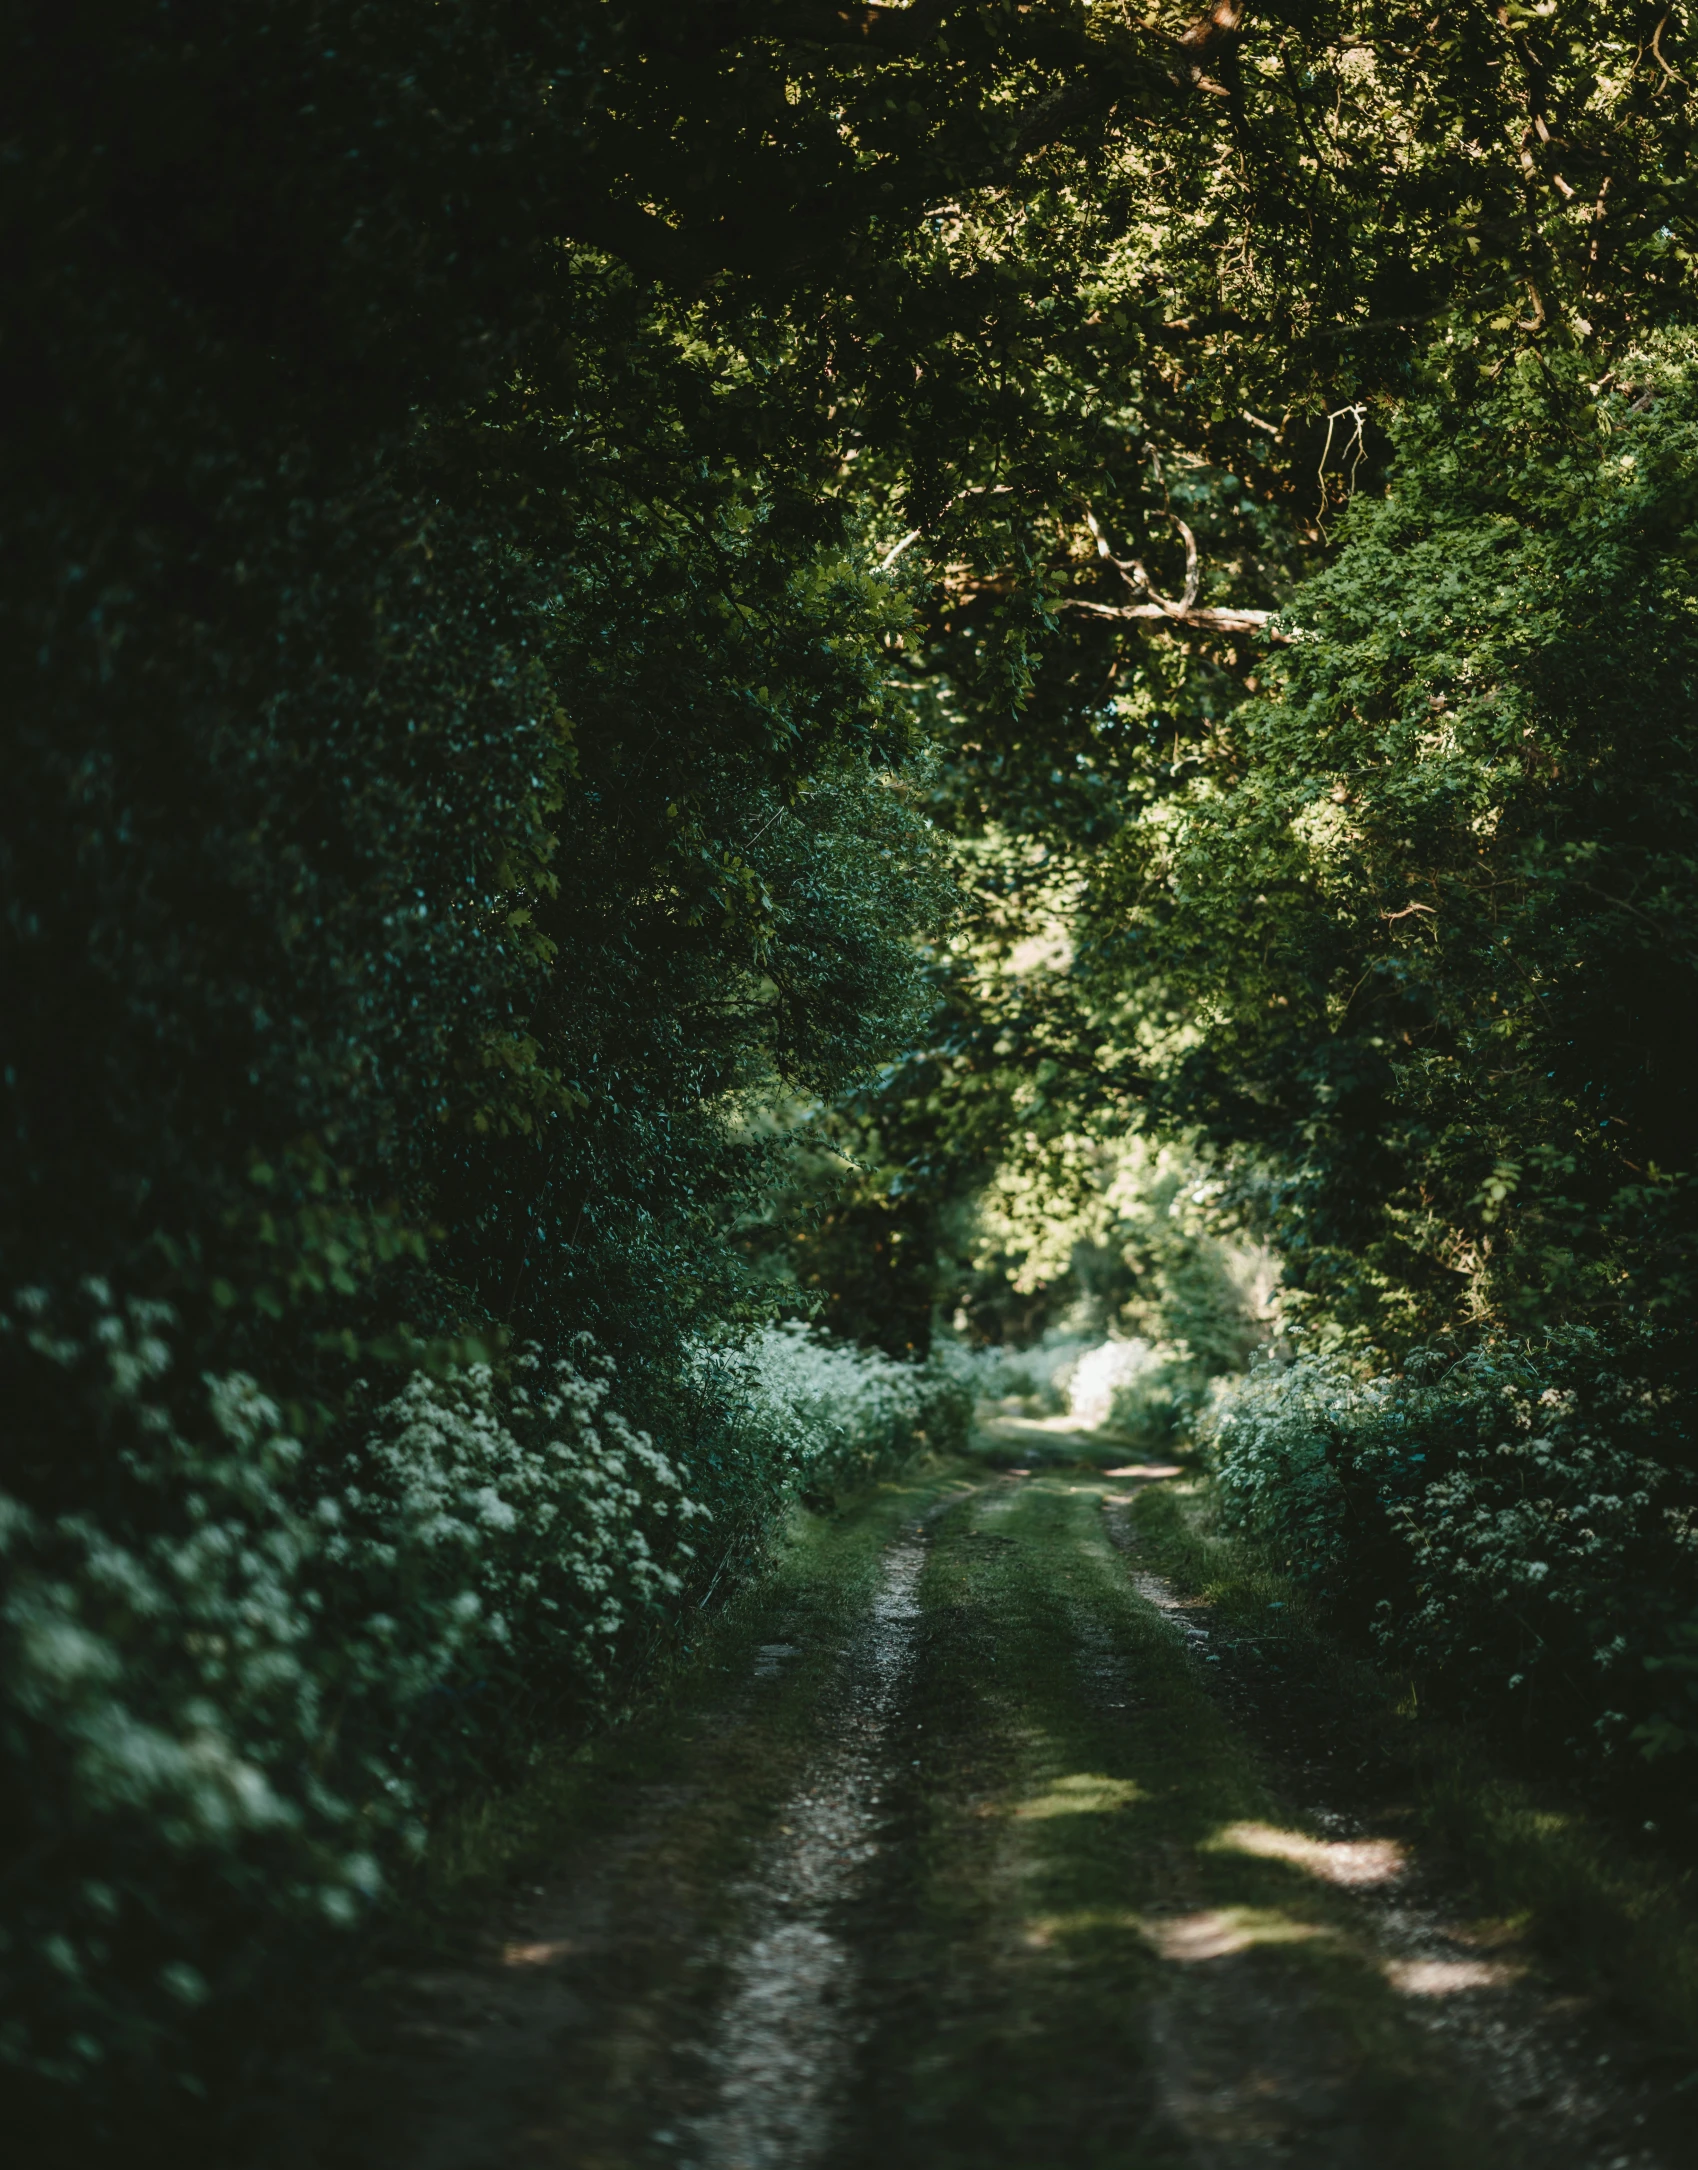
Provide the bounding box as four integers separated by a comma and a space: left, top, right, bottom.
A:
248, 1451, 1694, 2170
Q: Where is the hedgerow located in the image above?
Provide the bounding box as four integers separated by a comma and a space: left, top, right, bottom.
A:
0, 1280, 957, 2121
736, 1323, 970, 1500
1205, 1332, 1698, 1774
5, 12, 970, 2127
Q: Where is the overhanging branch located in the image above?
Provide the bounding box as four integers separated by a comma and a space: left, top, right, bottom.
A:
1062, 596, 1285, 638
1072, 502, 1281, 636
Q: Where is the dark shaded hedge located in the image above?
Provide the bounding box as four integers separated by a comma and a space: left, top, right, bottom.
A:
1, 3, 965, 2139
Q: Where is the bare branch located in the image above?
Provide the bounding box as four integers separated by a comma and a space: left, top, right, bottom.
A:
1082, 505, 1207, 618
1174, 516, 1201, 614
1063, 597, 1286, 639
876, 482, 1013, 573
877, 528, 924, 573
1317, 402, 1368, 530
1652, 12, 1686, 86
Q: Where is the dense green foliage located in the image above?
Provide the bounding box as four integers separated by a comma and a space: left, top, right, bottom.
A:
1208, 1336, 1698, 1770
2, 0, 991, 2130
1090, 347, 1698, 1343
800, 5, 1698, 1792
12, 0, 1698, 2143
817, 0, 1698, 1364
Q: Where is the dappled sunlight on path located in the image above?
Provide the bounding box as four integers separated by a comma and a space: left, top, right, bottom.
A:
273, 1460, 1687, 2170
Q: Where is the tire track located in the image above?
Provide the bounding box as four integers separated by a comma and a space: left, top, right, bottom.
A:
1101, 1488, 1682, 2170
679, 1527, 930, 2170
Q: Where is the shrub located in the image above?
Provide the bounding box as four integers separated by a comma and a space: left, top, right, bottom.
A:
935, 1333, 1095, 1417
1104, 1349, 1203, 1456
1205, 1331, 1698, 1776
735, 1322, 970, 1499
0, 1286, 940, 2125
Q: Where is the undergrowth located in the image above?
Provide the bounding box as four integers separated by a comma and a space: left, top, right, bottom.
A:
3, 1294, 964, 2148
1200, 1334, 1698, 1785
1130, 1473, 1698, 2061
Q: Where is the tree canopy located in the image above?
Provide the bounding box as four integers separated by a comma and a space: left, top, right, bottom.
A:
9, 0, 1698, 2146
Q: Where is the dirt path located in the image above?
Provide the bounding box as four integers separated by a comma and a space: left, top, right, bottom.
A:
682, 1527, 927, 2169
269, 1464, 1695, 2170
